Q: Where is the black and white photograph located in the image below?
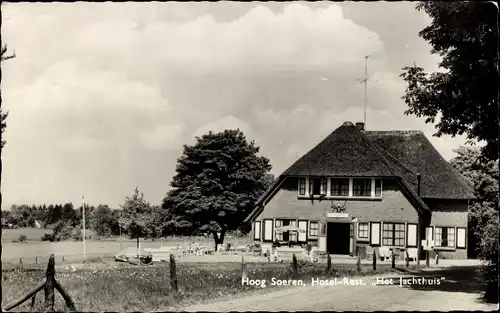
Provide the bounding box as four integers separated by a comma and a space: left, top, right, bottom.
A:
0, 1, 498, 311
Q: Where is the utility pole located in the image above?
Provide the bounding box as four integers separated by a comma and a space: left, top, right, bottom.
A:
119, 210, 123, 250
82, 196, 86, 261
357, 55, 371, 127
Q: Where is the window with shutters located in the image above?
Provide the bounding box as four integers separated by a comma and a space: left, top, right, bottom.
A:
382, 223, 405, 247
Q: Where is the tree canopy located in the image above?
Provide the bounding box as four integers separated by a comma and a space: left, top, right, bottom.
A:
1, 45, 15, 149
450, 146, 499, 302
119, 187, 153, 247
400, 2, 498, 161
161, 129, 272, 248
91, 204, 120, 237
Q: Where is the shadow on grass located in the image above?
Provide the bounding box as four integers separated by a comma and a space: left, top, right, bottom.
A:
393, 265, 493, 304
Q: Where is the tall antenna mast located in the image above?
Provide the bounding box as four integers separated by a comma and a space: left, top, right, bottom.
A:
357, 55, 370, 127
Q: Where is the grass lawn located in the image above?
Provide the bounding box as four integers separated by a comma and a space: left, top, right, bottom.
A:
2, 235, 252, 263
1, 260, 411, 312
1, 228, 53, 242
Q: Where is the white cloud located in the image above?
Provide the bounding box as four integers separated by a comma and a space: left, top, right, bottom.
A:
192, 115, 256, 141
1, 2, 464, 208
60, 135, 107, 151
139, 124, 185, 151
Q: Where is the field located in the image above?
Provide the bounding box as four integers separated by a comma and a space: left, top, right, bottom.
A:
3, 229, 409, 311
1, 228, 54, 242
1, 260, 403, 311
1, 232, 252, 264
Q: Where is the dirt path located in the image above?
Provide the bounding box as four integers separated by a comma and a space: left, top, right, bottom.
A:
179, 266, 499, 312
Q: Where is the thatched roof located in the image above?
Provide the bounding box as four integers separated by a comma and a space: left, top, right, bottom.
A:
364, 131, 474, 199
282, 121, 396, 177
282, 122, 473, 200
245, 121, 474, 223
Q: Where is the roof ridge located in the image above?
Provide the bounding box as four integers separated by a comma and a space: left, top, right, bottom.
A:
366, 130, 424, 133
280, 129, 335, 175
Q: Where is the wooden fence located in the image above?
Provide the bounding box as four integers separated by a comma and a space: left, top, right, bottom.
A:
2, 254, 76, 312
3, 250, 436, 311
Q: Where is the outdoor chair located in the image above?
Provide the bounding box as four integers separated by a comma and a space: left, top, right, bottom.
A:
378, 247, 390, 261
196, 245, 206, 256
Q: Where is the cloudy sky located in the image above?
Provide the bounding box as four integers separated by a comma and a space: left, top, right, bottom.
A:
1, 1, 470, 209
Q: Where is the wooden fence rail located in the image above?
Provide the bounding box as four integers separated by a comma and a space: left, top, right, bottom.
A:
2, 254, 76, 312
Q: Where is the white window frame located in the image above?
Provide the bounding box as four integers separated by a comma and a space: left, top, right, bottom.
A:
299, 177, 383, 199
374, 179, 383, 198
298, 177, 306, 196
330, 178, 350, 197
289, 220, 298, 242
253, 221, 261, 240
275, 219, 284, 241
382, 222, 405, 247
352, 178, 372, 197
307, 177, 327, 197
434, 226, 456, 248
357, 222, 369, 241
309, 221, 319, 237
320, 177, 327, 195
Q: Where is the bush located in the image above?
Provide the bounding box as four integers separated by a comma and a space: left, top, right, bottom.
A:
228, 229, 248, 238
18, 234, 27, 242
41, 233, 55, 242
52, 221, 74, 241
71, 227, 83, 241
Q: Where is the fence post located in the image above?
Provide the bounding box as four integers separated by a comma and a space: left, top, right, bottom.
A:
44, 254, 56, 312
435, 252, 439, 265
426, 251, 430, 266
372, 250, 376, 271
36, 257, 38, 264
291, 253, 298, 277
169, 254, 178, 293
391, 254, 395, 269
326, 254, 332, 274
356, 255, 362, 272
30, 294, 36, 312
405, 250, 410, 268
241, 256, 247, 281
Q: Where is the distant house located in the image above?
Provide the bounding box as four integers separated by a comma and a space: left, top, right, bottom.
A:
1, 218, 14, 229
245, 121, 474, 260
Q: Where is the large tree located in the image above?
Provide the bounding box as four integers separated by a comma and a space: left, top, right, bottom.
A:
450, 146, 499, 302
1, 44, 15, 246
400, 2, 498, 161
91, 204, 119, 237
9, 204, 36, 227
1, 45, 15, 149
401, 3, 498, 302
161, 129, 272, 250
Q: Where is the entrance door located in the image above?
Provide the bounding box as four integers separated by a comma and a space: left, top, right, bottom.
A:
327, 222, 350, 255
